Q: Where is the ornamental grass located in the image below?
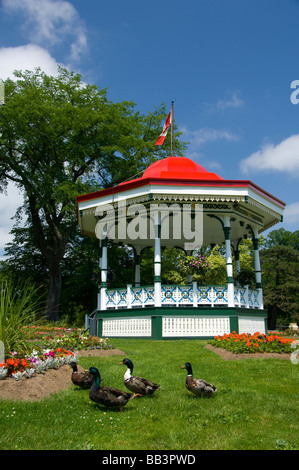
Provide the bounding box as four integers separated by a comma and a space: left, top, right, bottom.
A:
208, 331, 294, 354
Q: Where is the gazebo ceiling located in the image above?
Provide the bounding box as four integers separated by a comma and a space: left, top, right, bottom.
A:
76, 156, 286, 247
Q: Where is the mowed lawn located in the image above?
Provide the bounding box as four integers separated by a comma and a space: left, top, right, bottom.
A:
0, 338, 298, 450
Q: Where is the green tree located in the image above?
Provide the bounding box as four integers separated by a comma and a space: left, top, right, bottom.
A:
264, 228, 299, 251
261, 245, 299, 329
0, 67, 186, 321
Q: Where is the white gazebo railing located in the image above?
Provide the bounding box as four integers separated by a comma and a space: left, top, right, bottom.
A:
102, 283, 262, 310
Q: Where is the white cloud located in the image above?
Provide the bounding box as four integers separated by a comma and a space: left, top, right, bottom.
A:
0, 44, 61, 80
0, 183, 24, 260
2, 0, 87, 63
216, 91, 244, 110
180, 126, 239, 172
284, 201, 299, 228
181, 126, 239, 146
240, 134, 299, 177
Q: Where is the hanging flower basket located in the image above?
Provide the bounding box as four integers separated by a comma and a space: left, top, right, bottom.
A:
177, 253, 209, 282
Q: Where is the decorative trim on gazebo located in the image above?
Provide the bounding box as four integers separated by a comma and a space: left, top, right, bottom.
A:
77, 156, 285, 339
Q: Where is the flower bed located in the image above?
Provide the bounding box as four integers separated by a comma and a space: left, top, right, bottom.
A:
208, 332, 294, 354
0, 348, 77, 381
0, 328, 114, 381
21, 325, 75, 340
43, 332, 112, 351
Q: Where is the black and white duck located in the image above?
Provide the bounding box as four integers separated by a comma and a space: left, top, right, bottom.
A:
181, 362, 217, 398
70, 361, 94, 389
88, 367, 139, 412
118, 358, 160, 396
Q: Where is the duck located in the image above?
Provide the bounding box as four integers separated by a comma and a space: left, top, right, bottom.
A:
70, 361, 94, 389
118, 358, 160, 396
88, 367, 139, 412
181, 362, 217, 398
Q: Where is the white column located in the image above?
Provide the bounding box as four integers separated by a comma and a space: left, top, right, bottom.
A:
97, 239, 102, 310
252, 228, 263, 309
100, 233, 108, 311
193, 281, 197, 307
233, 240, 241, 281
127, 284, 132, 309
134, 246, 141, 287
223, 216, 234, 307
154, 211, 161, 307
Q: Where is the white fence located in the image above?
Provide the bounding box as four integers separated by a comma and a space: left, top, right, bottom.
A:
103, 284, 262, 310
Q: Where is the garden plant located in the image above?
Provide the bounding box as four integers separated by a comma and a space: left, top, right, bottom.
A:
208, 331, 295, 354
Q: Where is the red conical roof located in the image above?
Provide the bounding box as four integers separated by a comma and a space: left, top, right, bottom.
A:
141, 156, 224, 181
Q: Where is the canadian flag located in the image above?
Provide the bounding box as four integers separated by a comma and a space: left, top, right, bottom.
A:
155, 111, 172, 146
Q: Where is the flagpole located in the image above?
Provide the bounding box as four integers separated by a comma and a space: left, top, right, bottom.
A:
171, 101, 175, 156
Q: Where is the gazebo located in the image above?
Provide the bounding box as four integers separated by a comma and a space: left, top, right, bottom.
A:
76, 156, 285, 339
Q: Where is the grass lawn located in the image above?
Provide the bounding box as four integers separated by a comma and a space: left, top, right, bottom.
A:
0, 338, 298, 450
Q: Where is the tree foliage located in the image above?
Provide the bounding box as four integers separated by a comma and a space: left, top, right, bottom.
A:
261, 244, 299, 328
0, 67, 187, 321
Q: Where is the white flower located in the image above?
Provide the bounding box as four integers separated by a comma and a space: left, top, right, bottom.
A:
12, 371, 24, 381
42, 349, 52, 355
35, 360, 47, 373
24, 368, 35, 378
0, 368, 8, 380
64, 353, 78, 364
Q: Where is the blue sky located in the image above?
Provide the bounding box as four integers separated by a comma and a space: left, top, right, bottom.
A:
1, 0, 299, 257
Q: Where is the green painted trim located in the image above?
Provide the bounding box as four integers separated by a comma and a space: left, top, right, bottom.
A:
96, 306, 267, 319
264, 316, 268, 331
223, 226, 231, 240
253, 238, 259, 250
97, 318, 103, 337
207, 214, 224, 229
206, 209, 264, 229
229, 316, 239, 334
151, 316, 163, 340
157, 224, 161, 238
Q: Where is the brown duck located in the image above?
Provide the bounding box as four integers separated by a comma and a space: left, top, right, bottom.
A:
89, 367, 140, 412
118, 358, 160, 396
181, 362, 217, 398
70, 361, 94, 389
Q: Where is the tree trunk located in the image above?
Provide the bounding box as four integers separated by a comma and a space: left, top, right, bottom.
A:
45, 264, 62, 322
